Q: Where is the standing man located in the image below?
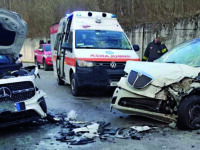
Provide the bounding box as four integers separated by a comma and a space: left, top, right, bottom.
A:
142, 37, 168, 62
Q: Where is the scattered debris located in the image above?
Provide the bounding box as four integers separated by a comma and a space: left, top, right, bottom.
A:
98, 122, 111, 134
73, 122, 99, 134
67, 110, 77, 121
25, 111, 159, 146
69, 121, 87, 124
168, 122, 176, 129
47, 113, 64, 123
130, 126, 152, 132
70, 138, 95, 145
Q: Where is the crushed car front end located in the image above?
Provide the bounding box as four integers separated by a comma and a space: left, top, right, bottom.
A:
111, 76, 177, 123
0, 66, 47, 128
111, 39, 200, 129
111, 60, 200, 126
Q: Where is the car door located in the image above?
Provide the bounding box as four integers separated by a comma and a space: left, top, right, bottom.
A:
62, 16, 73, 83
57, 16, 73, 83
56, 21, 66, 79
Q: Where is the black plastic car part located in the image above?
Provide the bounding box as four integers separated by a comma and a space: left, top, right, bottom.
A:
128, 70, 153, 89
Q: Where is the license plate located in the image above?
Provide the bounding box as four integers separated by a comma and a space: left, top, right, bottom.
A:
16, 102, 26, 111
110, 82, 118, 87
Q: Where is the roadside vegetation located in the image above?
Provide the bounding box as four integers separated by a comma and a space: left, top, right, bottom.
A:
0, 0, 200, 37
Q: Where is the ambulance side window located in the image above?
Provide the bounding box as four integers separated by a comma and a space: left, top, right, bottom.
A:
66, 32, 73, 50
54, 33, 61, 50
64, 16, 73, 42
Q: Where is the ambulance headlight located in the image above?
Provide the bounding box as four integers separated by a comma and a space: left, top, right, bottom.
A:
77, 60, 94, 67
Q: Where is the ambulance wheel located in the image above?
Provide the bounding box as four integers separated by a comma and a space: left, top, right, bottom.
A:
70, 73, 80, 96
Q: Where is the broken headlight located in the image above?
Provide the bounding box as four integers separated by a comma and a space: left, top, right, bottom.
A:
128, 70, 153, 89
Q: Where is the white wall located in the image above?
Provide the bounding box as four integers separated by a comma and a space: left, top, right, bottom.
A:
20, 38, 48, 62
126, 15, 200, 59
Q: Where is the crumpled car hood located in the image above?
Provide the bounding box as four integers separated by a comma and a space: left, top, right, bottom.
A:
125, 61, 200, 87
0, 9, 27, 57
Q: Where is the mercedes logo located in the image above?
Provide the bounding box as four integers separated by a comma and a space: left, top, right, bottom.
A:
110, 62, 117, 69
0, 87, 12, 98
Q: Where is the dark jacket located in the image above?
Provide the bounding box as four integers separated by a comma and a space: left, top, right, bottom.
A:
142, 40, 168, 62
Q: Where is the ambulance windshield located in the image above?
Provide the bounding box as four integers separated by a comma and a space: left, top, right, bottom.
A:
75, 30, 132, 50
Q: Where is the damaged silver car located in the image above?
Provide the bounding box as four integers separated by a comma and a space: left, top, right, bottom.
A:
0, 9, 47, 127
111, 38, 200, 130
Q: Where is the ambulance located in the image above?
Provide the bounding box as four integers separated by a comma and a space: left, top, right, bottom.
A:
50, 11, 140, 96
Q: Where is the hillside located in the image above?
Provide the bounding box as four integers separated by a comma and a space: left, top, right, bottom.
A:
0, 0, 200, 37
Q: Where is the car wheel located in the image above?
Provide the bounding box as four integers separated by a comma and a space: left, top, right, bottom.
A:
43, 60, 48, 71
177, 95, 200, 130
70, 73, 80, 96
38, 64, 40, 69
35, 57, 40, 69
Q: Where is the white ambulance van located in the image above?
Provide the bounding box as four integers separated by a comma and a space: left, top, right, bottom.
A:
50, 11, 140, 96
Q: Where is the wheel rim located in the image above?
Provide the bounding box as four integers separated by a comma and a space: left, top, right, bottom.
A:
189, 104, 200, 128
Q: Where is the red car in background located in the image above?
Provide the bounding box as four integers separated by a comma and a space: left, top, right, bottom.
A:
34, 43, 53, 71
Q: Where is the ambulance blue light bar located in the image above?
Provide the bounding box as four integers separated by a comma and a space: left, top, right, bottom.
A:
111, 14, 116, 18
65, 13, 70, 17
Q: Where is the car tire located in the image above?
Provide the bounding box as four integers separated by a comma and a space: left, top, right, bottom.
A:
70, 73, 80, 96
43, 60, 48, 71
35, 57, 40, 69
177, 95, 200, 130
38, 64, 41, 69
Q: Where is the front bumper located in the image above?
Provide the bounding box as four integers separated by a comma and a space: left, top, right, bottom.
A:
76, 67, 125, 88
111, 87, 176, 123
0, 90, 47, 128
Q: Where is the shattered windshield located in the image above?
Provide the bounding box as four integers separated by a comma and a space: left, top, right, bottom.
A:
155, 38, 200, 67
75, 30, 132, 50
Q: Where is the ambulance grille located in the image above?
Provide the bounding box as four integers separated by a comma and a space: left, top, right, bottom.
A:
95, 62, 126, 69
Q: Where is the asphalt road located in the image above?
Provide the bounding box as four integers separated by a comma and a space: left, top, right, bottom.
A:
0, 67, 200, 150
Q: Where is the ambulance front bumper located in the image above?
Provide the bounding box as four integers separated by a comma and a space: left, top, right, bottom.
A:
76, 67, 125, 88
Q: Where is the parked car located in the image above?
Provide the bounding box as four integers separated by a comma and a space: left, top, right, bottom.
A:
0, 9, 47, 128
34, 43, 53, 71
111, 38, 200, 130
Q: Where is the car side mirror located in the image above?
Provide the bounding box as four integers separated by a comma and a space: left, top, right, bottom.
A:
62, 42, 72, 52
133, 44, 140, 51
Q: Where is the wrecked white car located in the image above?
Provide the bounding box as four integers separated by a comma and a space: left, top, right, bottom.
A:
111, 38, 200, 130
0, 9, 47, 127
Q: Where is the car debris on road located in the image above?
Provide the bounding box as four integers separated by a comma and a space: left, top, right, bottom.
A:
45, 111, 156, 145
